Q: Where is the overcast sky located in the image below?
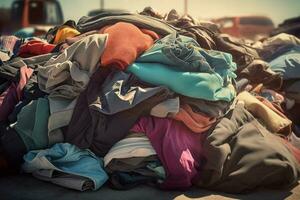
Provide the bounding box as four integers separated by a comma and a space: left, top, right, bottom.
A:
1, 0, 300, 26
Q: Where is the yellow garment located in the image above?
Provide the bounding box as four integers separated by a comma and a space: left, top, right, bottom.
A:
53, 26, 80, 44
237, 91, 291, 135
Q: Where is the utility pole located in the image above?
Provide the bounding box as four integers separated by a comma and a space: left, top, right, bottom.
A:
100, 0, 104, 9
184, 0, 188, 15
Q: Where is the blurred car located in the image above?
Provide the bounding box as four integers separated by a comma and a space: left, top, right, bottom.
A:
213, 16, 274, 40
0, 0, 63, 37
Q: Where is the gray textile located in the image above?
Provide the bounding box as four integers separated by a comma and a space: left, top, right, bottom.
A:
150, 97, 179, 118
180, 96, 231, 118
90, 70, 170, 115
196, 103, 300, 193
32, 169, 94, 191
38, 34, 108, 99
105, 156, 161, 178
77, 11, 177, 36
48, 97, 77, 144
0, 53, 57, 81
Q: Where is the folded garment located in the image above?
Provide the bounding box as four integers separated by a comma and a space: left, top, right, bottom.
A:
237, 91, 291, 135
38, 34, 107, 99
172, 104, 216, 133
196, 104, 300, 193
100, 22, 158, 70
127, 62, 236, 102
104, 133, 156, 166
22, 143, 108, 191
131, 116, 205, 189
106, 156, 164, 190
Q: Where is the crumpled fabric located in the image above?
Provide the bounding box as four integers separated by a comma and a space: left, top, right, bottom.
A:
196, 104, 300, 193
172, 104, 216, 133
237, 91, 292, 135
22, 143, 108, 191
38, 34, 108, 99
127, 62, 236, 102
100, 22, 159, 70
90, 70, 168, 115
18, 40, 55, 58
65, 68, 172, 157
0, 65, 33, 121
53, 26, 80, 44
76, 10, 177, 35
131, 116, 205, 189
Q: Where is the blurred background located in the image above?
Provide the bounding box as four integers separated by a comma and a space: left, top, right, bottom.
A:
0, 0, 299, 40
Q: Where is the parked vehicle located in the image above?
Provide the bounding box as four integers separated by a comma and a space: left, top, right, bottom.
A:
213, 16, 274, 40
0, 0, 63, 37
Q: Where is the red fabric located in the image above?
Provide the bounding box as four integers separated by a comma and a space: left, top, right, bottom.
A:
99, 22, 159, 70
0, 66, 33, 121
18, 40, 55, 57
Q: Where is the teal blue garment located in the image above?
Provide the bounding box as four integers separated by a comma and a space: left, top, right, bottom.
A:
136, 34, 237, 83
14, 27, 34, 38
196, 47, 237, 85
269, 45, 300, 80
136, 34, 206, 72
127, 62, 236, 102
22, 143, 108, 190
132, 34, 236, 101
14, 98, 50, 150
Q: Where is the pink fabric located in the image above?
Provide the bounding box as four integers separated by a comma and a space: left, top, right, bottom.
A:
130, 116, 205, 189
0, 66, 33, 121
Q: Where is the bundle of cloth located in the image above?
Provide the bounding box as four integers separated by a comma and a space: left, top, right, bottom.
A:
1, 8, 300, 194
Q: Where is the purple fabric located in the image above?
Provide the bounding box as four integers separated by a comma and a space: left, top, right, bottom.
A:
0, 66, 33, 121
130, 116, 205, 189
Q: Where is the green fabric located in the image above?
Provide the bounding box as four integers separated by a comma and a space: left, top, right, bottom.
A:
15, 98, 50, 150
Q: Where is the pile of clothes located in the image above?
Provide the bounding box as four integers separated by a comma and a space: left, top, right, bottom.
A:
1, 8, 300, 194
